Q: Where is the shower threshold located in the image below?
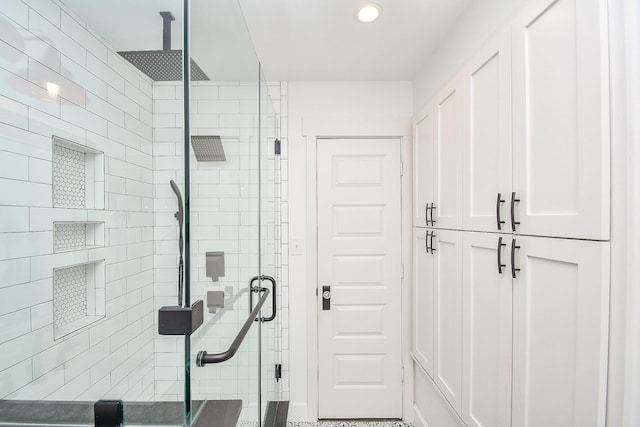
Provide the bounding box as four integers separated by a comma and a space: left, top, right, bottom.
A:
0, 399, 241, 427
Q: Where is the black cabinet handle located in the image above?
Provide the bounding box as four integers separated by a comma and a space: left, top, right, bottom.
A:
430, 202, 436, 225
497, 236, 507, 274
496, 193, 506, 230
511, 239, 521, 279
430, 232, 436, 254
425, 230, 430, 253
425, 203, 431, 226
510, 192, 520, 232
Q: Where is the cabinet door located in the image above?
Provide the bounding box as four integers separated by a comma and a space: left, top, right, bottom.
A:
413, 105, 435, 227
434, 80, 463, 230
413, 228, 435, 376
462, 232, 512, 427
512, 0, 609, 240
511, 236, 609, 427
462, 29, 512, 233
433, 229, 463, 414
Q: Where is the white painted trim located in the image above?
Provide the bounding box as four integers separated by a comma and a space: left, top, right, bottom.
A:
607, 0, 640, 425
622, 0, 640, 425
288, 402, 310, 422
413, 405, 428, 427
303, 116, 412, 421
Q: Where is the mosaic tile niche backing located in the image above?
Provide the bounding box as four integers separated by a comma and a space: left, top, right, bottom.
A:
54, 223, 87, 251
53, 264, 88, 329
53, 143, 87, 208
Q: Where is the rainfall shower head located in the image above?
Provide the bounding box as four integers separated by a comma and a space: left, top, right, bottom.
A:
191, 136, 226, 161
118, 12, 210, 81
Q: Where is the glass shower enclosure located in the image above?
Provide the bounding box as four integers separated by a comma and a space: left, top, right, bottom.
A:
0, 0, 281, 425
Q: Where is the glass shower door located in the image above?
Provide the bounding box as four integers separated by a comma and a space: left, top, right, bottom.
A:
186, 0, 265, 425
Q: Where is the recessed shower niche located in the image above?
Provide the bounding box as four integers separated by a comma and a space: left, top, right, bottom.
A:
52, 136, 105, 209
54, 222, 105, 253
53, 260, 106, 339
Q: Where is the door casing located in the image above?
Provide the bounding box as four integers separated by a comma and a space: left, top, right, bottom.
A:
303, 116, 413, 421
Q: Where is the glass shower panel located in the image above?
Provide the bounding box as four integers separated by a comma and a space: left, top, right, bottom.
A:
0, 0, 279, 425
0, 0, 186, 424
258, 66, 282, 415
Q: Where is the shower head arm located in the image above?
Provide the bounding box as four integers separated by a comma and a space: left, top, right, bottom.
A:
159, 11, 175, 51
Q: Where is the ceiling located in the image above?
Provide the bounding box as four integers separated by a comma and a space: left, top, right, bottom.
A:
238, 0, 472, 81
61, 0, 473, 82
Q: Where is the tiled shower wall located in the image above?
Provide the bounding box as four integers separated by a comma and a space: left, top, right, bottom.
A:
0, 0, 155, 401
276, 82, 290, 402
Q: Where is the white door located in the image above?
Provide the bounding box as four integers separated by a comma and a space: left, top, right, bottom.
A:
462, 232, 512, 427
434, 80, 463, 230
462, 29, 512, 233
432, 229, 463, 414
413, 105, 435, 228
317, 138, 403, 419
413, 228, 435, 377
512, 0, 609, 240
511, 236, 609, 427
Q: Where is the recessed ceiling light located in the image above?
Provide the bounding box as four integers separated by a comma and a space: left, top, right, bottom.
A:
356, 4, 381, 23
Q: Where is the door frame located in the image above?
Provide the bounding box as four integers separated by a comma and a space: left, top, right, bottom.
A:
303, 116, 413, 421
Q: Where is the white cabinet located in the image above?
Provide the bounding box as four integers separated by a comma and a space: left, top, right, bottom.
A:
462, 29, 512, 234
413, 79, 463, 230
412, 233, 612, 411
457, 0, 610, 239
412, 228, 435, 376
412, 227, 463, 414
413, 106, 435, 228
433, 229, 463, 413
462, 232, 512, 427
511, 236, 609, 427
512, 0, 609, 240
413, 1, 611, 425
434, 81, 463, 230
460, 233, 609, 427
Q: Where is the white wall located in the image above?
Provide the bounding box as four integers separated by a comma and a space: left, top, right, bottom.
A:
412, 0, 534, 111
0, 0, 155, 401
286, 81, 413, 420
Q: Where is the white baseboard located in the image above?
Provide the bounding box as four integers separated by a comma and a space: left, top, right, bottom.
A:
413, 364, 464, 427
288, 402, 309, 421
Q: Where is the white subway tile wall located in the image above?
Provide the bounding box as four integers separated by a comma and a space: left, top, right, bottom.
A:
278, 82, 289, 401
0, 0, 155, 402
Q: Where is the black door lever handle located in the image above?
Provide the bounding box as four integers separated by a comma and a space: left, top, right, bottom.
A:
322, 285, 331, 310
